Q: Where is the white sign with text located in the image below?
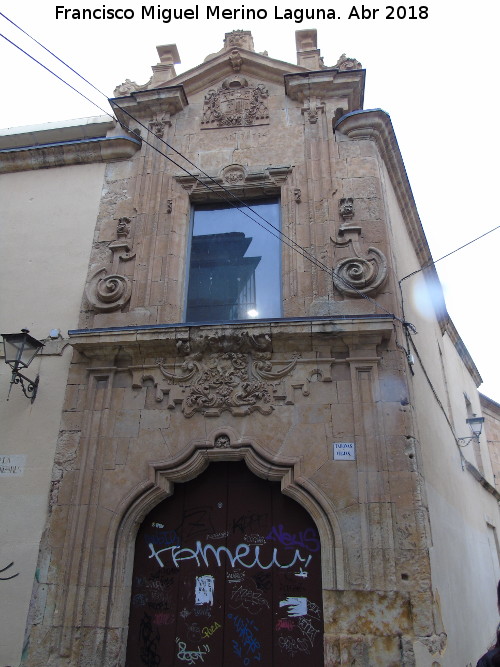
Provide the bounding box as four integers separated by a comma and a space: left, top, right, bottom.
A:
333, 443, 356, 461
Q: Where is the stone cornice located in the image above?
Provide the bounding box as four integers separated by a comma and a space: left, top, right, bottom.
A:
335, 109, 482, 387
284, 68, 365, 111
335, 109, 431, 270
0, 135, 141, 173
0, 116, 114, 150
444, 317, 482, 387
67, 315, 394, 360
480, 392, 500, 415
110, 85, 188, 126
175, 165, 292, 201
167, 48, 307, 96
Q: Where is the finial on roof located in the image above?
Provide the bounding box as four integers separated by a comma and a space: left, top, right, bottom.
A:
224, 30, 255, 52
295, 29, 323, 70
334, 54, 363, 71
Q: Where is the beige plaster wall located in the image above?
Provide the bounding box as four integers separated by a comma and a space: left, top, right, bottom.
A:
381, 155, 500, 666
0, 162, 105, 665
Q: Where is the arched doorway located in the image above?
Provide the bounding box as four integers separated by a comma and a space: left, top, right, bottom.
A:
126, 461, 324, 665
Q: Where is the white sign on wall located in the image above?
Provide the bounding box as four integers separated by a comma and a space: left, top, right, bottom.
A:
333, 443, 356, 461
0, 455, 26, 476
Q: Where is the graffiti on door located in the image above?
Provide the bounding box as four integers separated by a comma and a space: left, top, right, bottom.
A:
126, 462, 324, 665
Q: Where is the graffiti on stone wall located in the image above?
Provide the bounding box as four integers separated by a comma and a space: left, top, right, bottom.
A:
0, 561, 19, 581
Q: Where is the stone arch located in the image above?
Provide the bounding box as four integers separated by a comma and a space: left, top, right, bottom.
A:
100, 435, 344, 663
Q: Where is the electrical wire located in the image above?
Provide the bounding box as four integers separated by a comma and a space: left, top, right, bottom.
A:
400, 225, 500, 283
1, 12, 409, 324
0, 31, 114, 121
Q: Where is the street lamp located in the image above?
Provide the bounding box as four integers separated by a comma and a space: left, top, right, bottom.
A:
457, 416, 485, 445
1, 329, 44, 402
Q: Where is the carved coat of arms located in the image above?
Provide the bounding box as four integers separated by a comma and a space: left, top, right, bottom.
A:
201, 76, 269, 129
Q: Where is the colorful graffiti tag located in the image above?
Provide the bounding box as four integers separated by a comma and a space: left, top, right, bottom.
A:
126, 462, 323, 666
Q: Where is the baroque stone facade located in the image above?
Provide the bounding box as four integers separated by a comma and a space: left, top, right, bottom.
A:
1, 29, 500, 667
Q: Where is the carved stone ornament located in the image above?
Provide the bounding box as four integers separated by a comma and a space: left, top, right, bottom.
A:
116, 217, 130, 238
294, 188, 302, 203
215, 434, 231, 448
224, 30, 255, 52
134, 333, 309, 418
339, 197, 354, 220
113, 78, 147, 97
334, 53, 363, 71
85, 268, 132, 312
332, 224, 388, 297
333, 249, 387, 297
201, 76, 269, 129
175, 165, 292, 202
301, 96, 325, 124
221, 164, 246, 184
149, 118, 169, 138
229, 49, 243, 72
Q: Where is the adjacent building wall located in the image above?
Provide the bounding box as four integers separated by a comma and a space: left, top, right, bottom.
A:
0, 160, 106, 665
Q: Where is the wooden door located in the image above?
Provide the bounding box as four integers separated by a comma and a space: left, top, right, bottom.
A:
126, 462, 324, 666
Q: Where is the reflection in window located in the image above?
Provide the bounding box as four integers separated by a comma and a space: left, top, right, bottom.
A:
186, 200, 281, 322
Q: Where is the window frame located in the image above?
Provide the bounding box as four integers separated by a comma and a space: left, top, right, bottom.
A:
183, 198, 282, 324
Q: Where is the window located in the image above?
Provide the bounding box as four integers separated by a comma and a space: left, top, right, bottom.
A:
185, 200, 281, 322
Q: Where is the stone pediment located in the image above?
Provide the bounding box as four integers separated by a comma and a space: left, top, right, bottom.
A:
159, 47, 306, 96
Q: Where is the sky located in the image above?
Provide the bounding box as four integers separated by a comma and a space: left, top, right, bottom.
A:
1, 0, 499, 402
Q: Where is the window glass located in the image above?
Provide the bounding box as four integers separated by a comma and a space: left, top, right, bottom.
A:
186, 200, 281, 322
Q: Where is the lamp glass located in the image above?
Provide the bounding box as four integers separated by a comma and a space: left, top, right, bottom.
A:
2, 331, 44, 370
466, 417, 484, 437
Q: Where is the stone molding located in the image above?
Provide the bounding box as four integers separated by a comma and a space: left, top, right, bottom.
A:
174, 164, 292, 201
67, 316, 395, 360
0, 135, 141, 173
284, 69, 365, 112
334, 109, 482, 384
334, 109, 430, 271
96, 438, 341, 663
110, 85, 188, 128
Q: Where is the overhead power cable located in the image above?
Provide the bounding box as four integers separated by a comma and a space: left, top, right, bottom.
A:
400, 225, 500, 283
0, 30, 115, 121
0, 12, 408, 324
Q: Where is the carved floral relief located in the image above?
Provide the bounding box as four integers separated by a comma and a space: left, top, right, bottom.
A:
133, 333, 312, 418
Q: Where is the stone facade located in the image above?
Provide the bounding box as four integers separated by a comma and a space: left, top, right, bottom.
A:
1, 30, 500, 667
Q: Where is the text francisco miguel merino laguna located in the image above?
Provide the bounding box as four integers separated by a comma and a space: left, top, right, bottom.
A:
55, 5, 343, 22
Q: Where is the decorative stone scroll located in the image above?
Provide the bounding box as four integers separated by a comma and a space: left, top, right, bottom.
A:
85, 268, 132, 312
332, 224, 388, 297
333, 250, 387, 297
334, 54, 363, 71
133, 332, 309, 418
201, 76, 269, 129
86, 217, 135, 312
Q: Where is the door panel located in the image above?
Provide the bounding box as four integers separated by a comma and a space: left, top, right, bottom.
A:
126, 462, 324, 666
